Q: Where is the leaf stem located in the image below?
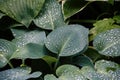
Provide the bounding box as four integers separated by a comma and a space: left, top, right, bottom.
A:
8, 61, 14, 68
54, 56, 60, 71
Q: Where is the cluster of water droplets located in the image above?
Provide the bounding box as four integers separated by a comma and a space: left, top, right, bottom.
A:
94, 28, 120, 56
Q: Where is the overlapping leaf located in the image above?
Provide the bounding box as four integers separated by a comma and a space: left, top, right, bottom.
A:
93, 28, 120, 57
90, 18, 120, 40
45, 25, 89, 57
0, 67, 41, 80
34, 0, 65, 30
0, 39, 16, 68
81, 60, 120, 80
0, 0, 45, 27
12, 30, 47, 59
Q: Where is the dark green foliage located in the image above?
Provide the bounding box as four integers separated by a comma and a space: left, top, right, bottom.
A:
0, 0, 120, 80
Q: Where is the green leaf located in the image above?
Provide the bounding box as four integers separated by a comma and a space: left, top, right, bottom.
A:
95, 60, 120, 74
81, 60, 120, 80
42, 56, 57, 70
0, 67, 42, 80
93, 28, 120, 57
34, 0, 65, 30
44, 74, 58, 80
12, 30, 47, 59
90, 18, 120, 40
72, 55, 94, 67
0, 39, 16, 68
56, 64, 80, 77
45, 25, 89, 57
81, 66, 109, 80
11, 27, 29, 38
113, 15, 120, 24
62, 0, 92, 20
56, 65, 86, 80
0, 0, 45, 27
84, 47, 103, 62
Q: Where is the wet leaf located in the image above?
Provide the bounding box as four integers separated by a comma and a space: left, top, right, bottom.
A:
56, 65, 86, 80
44, 74, 58, 80
45, 25, 89, 57
90, 18, 120, 40
95, 60, 120, 74
0, 67, 41, 80
0, 0, 45, 27
93, 28, 120, 57
12, 30, 47, 59
81, 60, 120, 80
34, 0, 65, 30
0, 39, 16, 68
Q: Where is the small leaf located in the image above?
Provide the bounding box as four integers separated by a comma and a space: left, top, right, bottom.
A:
93, 28, 120, 57
95, 60, 120, 74
45, 25, 89, 57
12, 30, 47, 59
0, 0, 45, 27
44, 74, 58, 80
81, 60, 120, 80
56, 65, 86, 80
81, 66, 109, 80
34, 0, 65, 30
73, 55, 94, 67
90, 18, 120, 40
56, 64, 80, 77
62, 0, 92, 20
0, 39, 16, 68
0, 67, 42, 80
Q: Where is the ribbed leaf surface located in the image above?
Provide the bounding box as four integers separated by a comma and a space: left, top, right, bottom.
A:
0, 0, 45, 27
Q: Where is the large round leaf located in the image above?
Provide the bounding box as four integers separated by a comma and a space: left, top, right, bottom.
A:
45, 25, 89, 57
34, 0, 65, 30
0, 0, 45, 27
93, 28, 120, 57
0, 67, 41, 80
0, 39, 16, 68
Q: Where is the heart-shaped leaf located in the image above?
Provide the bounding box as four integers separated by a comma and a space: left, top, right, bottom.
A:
0, 67, 41, 80
0, 0, 45, 27
0, 39, 16, 68
34, 0, 65, 30
45, 25, 89, 57
62, 0, 92, 20
93, 28, 120, 57
12, 30, 47, 59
